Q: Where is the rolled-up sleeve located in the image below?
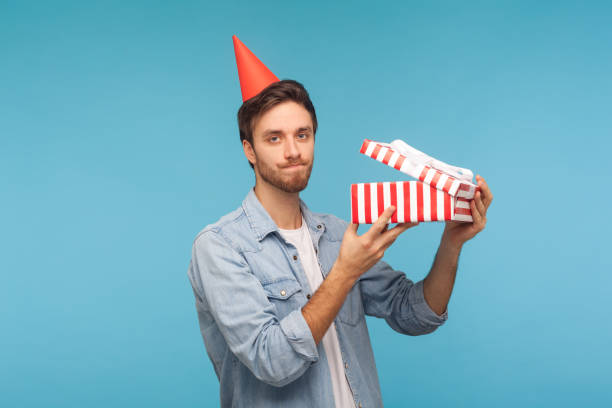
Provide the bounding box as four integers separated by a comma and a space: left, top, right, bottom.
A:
188, 229, 318, 387
358, 259, 448, 336
279, 309, 318, 361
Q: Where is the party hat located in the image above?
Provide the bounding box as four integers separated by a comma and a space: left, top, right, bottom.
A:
233, 35, 280, 102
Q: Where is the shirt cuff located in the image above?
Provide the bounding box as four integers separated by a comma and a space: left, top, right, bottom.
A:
411, 279, 449, 326
279, 308, 319, 362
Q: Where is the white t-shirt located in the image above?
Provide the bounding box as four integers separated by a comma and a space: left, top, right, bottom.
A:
278, 217, 356, 408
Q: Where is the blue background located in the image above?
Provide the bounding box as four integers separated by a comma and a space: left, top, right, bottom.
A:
2, 1, 610, 406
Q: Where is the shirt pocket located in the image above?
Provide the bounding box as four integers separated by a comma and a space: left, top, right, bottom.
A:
262, 278, 304, 319
338, 283, 364, 326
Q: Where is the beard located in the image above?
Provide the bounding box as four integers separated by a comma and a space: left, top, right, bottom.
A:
254, 155, 314, 194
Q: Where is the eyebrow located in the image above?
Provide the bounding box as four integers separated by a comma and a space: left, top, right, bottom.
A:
262, 126, 313, 137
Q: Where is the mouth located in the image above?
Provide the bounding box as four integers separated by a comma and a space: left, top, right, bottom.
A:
283, 163, 305, 169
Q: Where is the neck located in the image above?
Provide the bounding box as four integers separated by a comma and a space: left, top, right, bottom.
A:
253, 180, 302, 230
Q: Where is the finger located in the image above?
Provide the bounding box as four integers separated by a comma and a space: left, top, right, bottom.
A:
345, 223, 359, 237
379, 222, 418, 248
476, 175, 493, 209
470, 198, 483, 226
394, 221, 419, 231
365, 206, 396, 237
474, 191, 486, 217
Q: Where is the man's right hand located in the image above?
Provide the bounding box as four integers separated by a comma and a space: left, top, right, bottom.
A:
302, 206, 418, 345
335, 206, 419, 282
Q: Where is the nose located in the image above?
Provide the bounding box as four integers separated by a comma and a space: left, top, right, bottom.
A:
284, 136, 301, 161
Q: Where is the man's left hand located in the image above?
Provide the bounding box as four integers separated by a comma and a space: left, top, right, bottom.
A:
442, 175, 493, 247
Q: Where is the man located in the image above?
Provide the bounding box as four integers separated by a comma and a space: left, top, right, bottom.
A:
187, 36, 493, 408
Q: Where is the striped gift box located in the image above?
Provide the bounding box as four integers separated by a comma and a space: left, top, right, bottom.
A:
350, 181, 474, 223
359, 139, 478, 199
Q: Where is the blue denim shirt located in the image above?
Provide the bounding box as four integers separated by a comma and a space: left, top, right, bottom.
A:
187, 188, 448, 408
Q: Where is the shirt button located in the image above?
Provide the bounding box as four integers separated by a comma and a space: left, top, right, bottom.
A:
316, 224, 322, 229
306, 294, 311, 299
293, 255, 298, 261
280, 290, 286, 296
345, 362, 348, 369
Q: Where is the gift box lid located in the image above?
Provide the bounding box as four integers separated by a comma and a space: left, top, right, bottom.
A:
359, 139, 479, 199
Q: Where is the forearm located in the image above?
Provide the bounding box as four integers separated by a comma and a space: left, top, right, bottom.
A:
301, 263, 357, 345
423, 232, 463, 315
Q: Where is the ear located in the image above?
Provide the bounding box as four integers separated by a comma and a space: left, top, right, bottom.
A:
242, 139, 256, 166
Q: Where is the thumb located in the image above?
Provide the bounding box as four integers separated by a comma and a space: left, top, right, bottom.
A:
345, 223, 359, 237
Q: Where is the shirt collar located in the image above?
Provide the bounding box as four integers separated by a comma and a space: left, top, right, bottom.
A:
241, 187, 326, 242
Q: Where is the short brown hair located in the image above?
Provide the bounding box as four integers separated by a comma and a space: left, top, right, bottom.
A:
237, 79, 318, 169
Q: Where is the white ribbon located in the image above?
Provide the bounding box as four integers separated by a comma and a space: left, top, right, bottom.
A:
389, 139, 474, 183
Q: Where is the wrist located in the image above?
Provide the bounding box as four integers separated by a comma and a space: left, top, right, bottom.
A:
330, 260, 360, 287
440, 231, 464, 252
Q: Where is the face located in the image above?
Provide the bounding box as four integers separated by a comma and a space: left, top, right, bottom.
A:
244, 101, 315, 194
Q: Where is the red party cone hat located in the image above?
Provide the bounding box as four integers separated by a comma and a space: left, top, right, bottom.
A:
233, 35, 279, 102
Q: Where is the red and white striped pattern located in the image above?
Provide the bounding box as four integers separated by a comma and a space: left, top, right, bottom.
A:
359, 139, 478, 199
350, 181, 474, 223
453, 197, 473, 222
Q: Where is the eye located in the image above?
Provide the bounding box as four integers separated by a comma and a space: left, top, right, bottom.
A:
269, 136, 280, 143
297, 133, 308, 139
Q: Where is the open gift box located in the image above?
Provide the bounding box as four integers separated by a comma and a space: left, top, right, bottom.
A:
350, 139, 480, 223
